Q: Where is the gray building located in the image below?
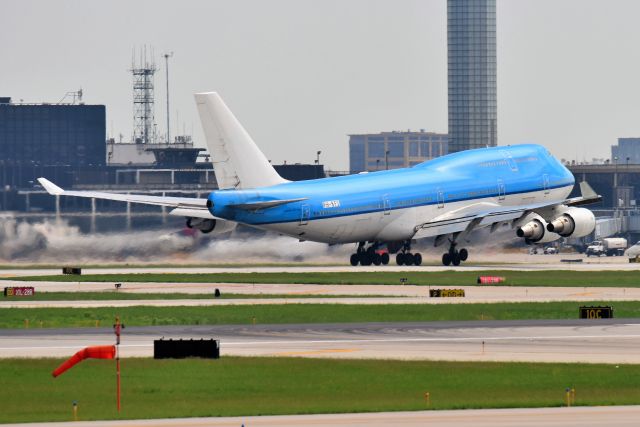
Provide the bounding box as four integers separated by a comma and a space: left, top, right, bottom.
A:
612, 138, 640, 165
0, 97, 106, 167
447, 0, 497, 153
349, 131, 448, 173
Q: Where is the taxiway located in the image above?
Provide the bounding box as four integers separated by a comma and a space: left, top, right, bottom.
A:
4, 406, 640, 427
2, 319, 639, 363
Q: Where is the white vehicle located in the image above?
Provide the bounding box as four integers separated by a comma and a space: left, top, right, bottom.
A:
543, 246, 557, 255
586, 238, 627, 257
625, 241, 640, 259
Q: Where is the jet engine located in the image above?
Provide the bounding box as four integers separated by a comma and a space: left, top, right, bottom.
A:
516, 215, 561, 244
186, 217, 236, 235
546, 207, 595, 238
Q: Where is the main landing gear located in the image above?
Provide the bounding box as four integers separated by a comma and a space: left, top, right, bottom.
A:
349, 240, 423, 267
349, 242, 390, 266
441, 241, 468, 266
395, 240, 423, 266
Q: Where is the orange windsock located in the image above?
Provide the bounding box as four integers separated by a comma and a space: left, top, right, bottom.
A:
52, 345, 115, 378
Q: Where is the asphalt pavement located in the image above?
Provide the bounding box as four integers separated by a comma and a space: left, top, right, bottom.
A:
3, 319, 640, 363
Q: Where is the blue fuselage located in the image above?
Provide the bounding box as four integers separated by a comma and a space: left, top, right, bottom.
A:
208, 144, 575, 227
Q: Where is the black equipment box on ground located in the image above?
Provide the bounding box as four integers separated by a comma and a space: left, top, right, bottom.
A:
154, 339, 220, 359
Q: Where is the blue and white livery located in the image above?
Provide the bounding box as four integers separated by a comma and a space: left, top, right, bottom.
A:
38, 92, 600, 266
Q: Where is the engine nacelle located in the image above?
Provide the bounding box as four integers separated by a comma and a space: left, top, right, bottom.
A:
546, 207, 595, 238
516, 215, 561, 244
186, 217, 236, 235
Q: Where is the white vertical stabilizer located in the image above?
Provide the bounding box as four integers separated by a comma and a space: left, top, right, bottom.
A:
195, 92, 287, 189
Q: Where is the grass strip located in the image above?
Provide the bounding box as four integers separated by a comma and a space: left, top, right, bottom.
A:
1, 357, 639, 423
0, 262, 343, 270
2, 301, 640, 329
8, 270, 640, 287
0, 292, 391, 302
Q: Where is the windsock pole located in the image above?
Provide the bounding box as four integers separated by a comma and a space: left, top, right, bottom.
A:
114, 316, 122, 412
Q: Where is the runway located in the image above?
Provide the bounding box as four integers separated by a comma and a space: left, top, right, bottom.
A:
5, 406, 640, 427
0, 252, 639, 278
3, 319, 640, 363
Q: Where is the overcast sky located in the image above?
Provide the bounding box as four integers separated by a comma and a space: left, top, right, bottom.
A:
2, 0, 640, 170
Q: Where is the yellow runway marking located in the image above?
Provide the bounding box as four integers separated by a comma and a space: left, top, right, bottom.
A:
570, 292, 598, 297
273, 348, 360, 356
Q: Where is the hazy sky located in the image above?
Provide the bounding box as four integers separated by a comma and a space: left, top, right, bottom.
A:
2, 0, 640, 170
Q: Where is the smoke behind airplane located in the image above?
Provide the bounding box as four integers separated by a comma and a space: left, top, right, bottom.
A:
0, 216, 521, 264
0, 217, 351, 263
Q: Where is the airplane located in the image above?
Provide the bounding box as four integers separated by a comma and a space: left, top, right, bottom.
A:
37, 92, 601, 266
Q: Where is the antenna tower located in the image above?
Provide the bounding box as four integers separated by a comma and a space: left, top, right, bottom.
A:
131, 47, 157, 144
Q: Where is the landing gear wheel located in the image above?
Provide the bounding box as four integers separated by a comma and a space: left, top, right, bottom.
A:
373, 253, 382, 266
452, 252, 461, 266
350, 254, 359, 266
381, 253, 390, 265
413, 253, 422, 266
396, 253, 405, 266
360, 253, 372, 266
404, 253, 415, 266
459, 248, 468, 262
442, 253, 451, 266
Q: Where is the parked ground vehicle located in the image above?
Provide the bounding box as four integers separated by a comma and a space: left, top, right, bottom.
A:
529, 246, 557, 255
586, 238, 627, 257
625, 241, 640, 259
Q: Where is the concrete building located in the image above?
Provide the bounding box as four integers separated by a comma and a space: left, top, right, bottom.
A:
612, 138, 640, 165
0, 97, 105, 169
349, 131, 448, 173
447, 0, 497, 152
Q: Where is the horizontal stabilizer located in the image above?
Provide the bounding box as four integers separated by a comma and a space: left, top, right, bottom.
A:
229, 198, 308, 211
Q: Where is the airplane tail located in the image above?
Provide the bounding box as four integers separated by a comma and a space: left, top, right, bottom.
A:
194, 92, 287, 189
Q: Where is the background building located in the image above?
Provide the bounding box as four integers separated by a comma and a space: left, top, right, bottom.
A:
447, 0, 497, 153
349, 131, 448, 173
612, 138, 640, 165
0, 97, 105, 169
0, 93, 323, 220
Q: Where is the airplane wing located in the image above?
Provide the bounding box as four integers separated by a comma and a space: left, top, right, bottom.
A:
413, 181, 602, 241
564, 181, 602, 206
37, 178, 214, 219
413, 203, 531, 240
